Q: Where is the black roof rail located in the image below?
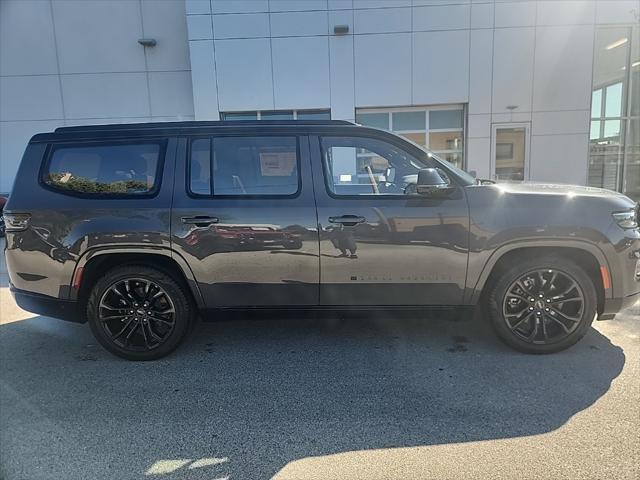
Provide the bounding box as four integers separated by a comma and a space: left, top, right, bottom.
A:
54, 119, 354, 133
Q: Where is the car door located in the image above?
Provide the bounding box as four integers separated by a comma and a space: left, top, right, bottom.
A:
171, 131, 320, 308
310, 132, 470, 306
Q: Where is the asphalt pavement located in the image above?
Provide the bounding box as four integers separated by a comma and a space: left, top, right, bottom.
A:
1, 238, 638, 480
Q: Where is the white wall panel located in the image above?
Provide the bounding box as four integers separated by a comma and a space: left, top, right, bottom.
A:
532, 25, 594, 111
271, 11, 329, 36
469, 29, 493, 114
532, 110, 590, 136
354, 0, 411, 8
148, 71, 195, 117
412, 4, 471, 31
494, 1, 537, 28
187, 40, 219, 119
61, 73, 150, 119
52, 0, 146, 74
466, 137, 491, 179
215, 38, 274, 111
212, 0, 269, 14
142, 0, 192, 71
329, 0, 353, 9
0, 121, 62, 192
186, 0, 211, 15
270, 0, 328, 11
530, 133, 589, 184
354, 33, 412, 106
330, 35, 356, 120
468, 114, 491, 138
354, 7, 411, 34
413, 30, 470, 104
414, 1, 471, 6
0, 76, 63, 121
0, 0, 58, 76
595, 1, 640, 24
187, 14, 214, 40
492, 27, 535, 113
272, 37, 330, 109
471, 2, 494, 29
213, 13, 270, 39
328, 9, 354, 33
537, 1, 595, 26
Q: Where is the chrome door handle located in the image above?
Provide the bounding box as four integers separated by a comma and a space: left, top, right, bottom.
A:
181, 216, 219, 227
328, 215, 366, 226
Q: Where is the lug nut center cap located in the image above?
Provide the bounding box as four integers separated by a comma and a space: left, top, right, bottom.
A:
535, 300, 546, 310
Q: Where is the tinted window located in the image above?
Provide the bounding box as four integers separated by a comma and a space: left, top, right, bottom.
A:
190, 136, 299, 196
45, 142, 161, 195
190, 138, 212, 195
321, 136, 435, 196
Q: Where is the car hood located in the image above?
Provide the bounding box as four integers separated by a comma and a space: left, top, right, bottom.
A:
488, 182, 634, 202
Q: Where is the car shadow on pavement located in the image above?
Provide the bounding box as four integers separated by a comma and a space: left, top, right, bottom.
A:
0, 312, 626, 480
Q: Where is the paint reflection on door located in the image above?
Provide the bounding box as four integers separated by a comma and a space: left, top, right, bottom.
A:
171, 134, 320, 307
310, 134, 470, 306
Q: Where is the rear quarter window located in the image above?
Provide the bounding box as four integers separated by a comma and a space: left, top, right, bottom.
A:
43, 141, 163, 196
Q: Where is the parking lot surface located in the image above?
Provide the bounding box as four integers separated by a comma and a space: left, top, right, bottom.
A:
1, 239, 638, 480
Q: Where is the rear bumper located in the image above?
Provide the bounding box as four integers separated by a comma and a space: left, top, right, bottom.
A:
10, 287, 83, 323
599, 291, 640, 320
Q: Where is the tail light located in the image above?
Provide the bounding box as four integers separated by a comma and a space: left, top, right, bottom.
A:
3, 213, 31, 232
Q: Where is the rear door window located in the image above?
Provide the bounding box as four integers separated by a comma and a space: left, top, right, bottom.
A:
44, 141, 163, 196
188, 136, 300, 196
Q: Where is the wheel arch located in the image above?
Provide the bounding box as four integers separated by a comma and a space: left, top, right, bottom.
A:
70, 247, 205, 311
471, 242, 610, 316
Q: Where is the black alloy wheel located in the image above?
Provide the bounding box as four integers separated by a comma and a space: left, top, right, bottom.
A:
488, 255, 596, 354
87, 266, 192, 360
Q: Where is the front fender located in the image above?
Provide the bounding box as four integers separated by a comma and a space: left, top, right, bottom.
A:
465, 238, 612, 305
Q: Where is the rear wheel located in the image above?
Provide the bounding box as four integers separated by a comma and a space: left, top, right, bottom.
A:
488, 256, 597, 353
87, 266, 193, 360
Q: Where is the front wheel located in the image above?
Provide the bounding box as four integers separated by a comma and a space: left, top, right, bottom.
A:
488, 256, 597, 354
87, 266, 193, 360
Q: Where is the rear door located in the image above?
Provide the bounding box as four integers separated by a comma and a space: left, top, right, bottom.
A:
310, 131, 470, 306
171, 130, 320, 307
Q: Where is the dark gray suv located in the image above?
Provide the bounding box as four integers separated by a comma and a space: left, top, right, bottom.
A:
3, 120, 639, 360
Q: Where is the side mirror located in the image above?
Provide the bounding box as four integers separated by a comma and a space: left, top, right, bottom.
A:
416, 168, 454, 196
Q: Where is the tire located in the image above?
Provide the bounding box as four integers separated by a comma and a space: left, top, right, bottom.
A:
87, 265, 193, 360
487, 255, 597, 354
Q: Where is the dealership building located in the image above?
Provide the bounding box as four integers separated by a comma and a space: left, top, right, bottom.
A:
0, 0, 638, 199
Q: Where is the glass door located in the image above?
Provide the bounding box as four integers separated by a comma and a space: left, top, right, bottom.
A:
491, 123, 530, 182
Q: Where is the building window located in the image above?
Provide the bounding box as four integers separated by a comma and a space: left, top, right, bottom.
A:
589, 26, 639, 200
355, 105, 465, 169
221, 109, 331, 121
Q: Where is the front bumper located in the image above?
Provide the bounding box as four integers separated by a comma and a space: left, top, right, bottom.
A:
10, 286, 83, 323
600, 291, 640, 320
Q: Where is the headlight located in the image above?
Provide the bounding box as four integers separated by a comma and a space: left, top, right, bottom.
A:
612, 207, 638, 230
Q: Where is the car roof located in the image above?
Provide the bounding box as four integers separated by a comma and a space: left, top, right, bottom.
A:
29, 120, 364, 143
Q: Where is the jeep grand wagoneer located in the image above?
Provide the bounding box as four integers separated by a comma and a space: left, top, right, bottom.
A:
4, 120, 639, 360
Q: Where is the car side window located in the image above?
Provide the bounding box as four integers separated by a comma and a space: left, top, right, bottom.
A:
44, 142, 162, 196
188, 136, 300, 196
320, 136, 434, 196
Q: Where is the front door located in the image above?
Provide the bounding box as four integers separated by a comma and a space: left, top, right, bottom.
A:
310, 133, 470, 306
171, 132, 319, 307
